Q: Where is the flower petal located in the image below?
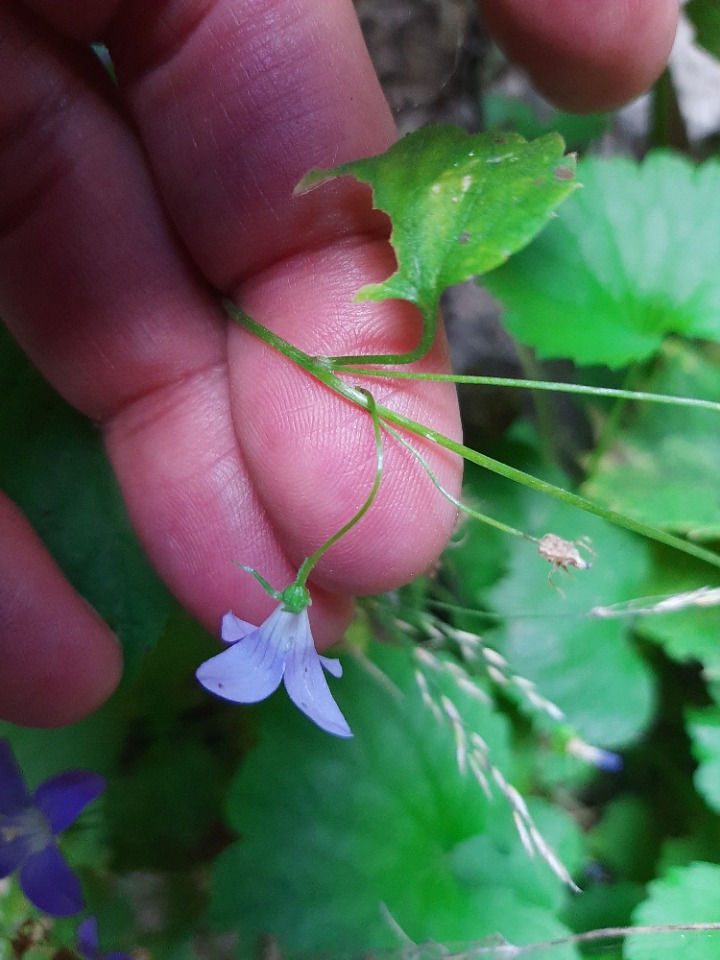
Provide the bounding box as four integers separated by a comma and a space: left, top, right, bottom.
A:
197, 607, 288, 704
0, 821, 30, 879
282, 612, 353, 738
77, 915, 100, 957
319, 655, 343, 678
34, 771, 106, 835
0, 739, 32, 815
19, 842, 83, 916
220, 611, 258, 644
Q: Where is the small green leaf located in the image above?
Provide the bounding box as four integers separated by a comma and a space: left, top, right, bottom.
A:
584, 342, 720, 539
209, 643, 579, 956
484, 152, 720, 366
0, 323, 173, 668
298, 126, 577, 313
687, 707, 720, 815
626, 862, 720, 959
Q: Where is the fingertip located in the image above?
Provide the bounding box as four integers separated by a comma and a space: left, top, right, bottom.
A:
478, 0, 678, 113
0, 496, 123, 728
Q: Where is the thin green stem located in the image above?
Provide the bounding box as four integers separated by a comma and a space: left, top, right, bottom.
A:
515, 342, 556, 467
585, 363, 643, 476
295, 388, 384, 587
649, 66, 691, 153
376, 403, 720, 571
334, 366, 720, 415
225, 301, 720, 573
232, 563, 282, 599
324, 303, 438, 366
225, 301, 368, 404
384, 422, 533, 542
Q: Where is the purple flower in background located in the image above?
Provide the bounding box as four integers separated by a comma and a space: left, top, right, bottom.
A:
0, 739, 105, 917
77, 916, 131, 960
196, 603, 352, 738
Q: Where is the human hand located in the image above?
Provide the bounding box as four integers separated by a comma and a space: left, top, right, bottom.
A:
0, 0, 677, 727
478, 0, 678, 113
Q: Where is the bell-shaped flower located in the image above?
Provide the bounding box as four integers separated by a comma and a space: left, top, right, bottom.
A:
76, 915, 132, 960
196, 597, 352, 739
0, 739, 105, 917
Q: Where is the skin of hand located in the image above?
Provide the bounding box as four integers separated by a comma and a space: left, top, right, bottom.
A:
0, 0, 678, 727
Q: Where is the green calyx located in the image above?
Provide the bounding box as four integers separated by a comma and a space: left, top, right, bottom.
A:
281, 583, 312, 614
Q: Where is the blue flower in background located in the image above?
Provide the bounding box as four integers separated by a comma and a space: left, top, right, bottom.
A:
0, 739, 105, 917
566, 735, 623, 772
77, 915, 131, 960
196, 604, 352, 738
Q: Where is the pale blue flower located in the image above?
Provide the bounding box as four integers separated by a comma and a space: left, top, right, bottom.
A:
196, 604, 352, 738
0, 739, 104, 917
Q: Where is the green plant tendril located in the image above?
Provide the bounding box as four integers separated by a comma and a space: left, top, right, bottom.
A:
325, 305, 437, 367
228, 388, 383, 608
224, 300, 720, 573
294, 387, 384, 587
329, 366, 720, 415
231, 564, 283, 600
384, 422, 532, 543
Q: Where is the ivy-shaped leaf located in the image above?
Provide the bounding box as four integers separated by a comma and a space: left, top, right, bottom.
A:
209, 643, 582, 957
299, 126, 577, 315
0, 323, 173, 669
484, 152, 720, 366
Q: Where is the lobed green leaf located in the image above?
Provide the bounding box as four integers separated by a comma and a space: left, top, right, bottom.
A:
484, 152, 720, 366
449, 462, 655, 747
209, 643, 581, 956
298, 125, 577, 313
626, 862, 720, 959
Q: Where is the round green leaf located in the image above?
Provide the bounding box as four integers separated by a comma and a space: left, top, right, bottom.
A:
208, 643, 580, 956
484, 152, 720, 366
476, 471, 655, 746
